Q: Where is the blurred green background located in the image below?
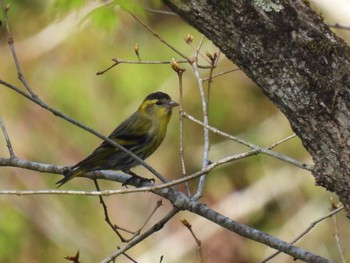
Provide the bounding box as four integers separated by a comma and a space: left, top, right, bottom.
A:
0, 0, 349, 262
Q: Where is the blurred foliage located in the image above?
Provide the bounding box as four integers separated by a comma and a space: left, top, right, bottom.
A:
0, 0, 349, 263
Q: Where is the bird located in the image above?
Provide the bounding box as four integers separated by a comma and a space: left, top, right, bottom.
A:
56, 91, 178, 187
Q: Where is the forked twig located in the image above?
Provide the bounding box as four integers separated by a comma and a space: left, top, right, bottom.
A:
93, 179, 127, 242
101, 208, 179, 263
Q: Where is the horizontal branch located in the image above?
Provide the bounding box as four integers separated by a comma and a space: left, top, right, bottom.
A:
0, 160, 330, 262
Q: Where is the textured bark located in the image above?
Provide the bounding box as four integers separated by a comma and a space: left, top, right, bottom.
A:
163, 0, 350, 214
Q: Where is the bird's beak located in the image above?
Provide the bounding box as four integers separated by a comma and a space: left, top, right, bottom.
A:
167, 100, 179, 109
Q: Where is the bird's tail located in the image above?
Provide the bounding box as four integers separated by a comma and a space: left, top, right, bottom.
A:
56, 168, 84, 188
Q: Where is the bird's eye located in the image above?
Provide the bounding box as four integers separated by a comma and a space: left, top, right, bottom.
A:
155, 100, 163, 105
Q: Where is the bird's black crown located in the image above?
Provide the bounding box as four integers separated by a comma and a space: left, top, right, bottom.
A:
145, 91, 171, 101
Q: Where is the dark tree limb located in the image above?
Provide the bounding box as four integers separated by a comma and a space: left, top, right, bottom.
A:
163, 0, 350, 215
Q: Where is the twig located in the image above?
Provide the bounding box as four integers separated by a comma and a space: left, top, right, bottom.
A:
260, 205, 344, 263
268, 134, 296, 149
183, 112, 314, 171
1, 0, 36, 96
116, 246, 137, 263
128, 12, 189, 61
0, 116, 15, 158
93, 179, 126, 242
181, 217, 203, 263
137, 199, 164, 233
186, 35, 211, 65
96, 58, 188, 75
170, 59, 191, 196
101, 208, 179, 263
192, 61, 210, 200
202, 67, 240, 82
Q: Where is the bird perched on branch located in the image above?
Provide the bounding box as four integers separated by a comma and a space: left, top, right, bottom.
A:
56, 91, 178, 187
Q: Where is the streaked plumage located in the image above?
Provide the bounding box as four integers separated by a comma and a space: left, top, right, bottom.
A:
56, 92, 178, 187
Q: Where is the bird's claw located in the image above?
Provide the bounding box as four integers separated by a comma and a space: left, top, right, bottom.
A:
122, 176, 155, 187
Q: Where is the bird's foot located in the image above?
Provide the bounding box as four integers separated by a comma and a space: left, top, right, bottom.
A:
122, 175, 155, 187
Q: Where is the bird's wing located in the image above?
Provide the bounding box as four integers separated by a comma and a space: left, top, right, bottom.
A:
72, 112, 153, 169
101, 112, 153, 149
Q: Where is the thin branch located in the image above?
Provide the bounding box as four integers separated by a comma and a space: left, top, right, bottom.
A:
96, 58, 188, 75
1, 0, 36, 96
267, 134, 296, 149
186, 34, 211, 65
181, 217, 203, 263
171, 59, 191, 196
101, 208, 179, 263
260, 205, 344, 263
0, 116, 15, 158
202, 67, 240, 82
116, 246, 137, 263
192, 44, 210, 200
192, 61, 210, 200
93, 179, 126, 242
183, 112, 314, 171
128, 12, 190, 61
138, 199, 164, 233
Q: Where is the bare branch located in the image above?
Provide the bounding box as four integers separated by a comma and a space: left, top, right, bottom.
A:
180, 217, 203, 262
192, 61, 209, 200
261, 205, 344, 262
1, 0, 35, 96
93, 179, 126, 242
202, 67, 240, 82
170, 59, 191, 196
268, 134, 296, 149
0, 116, 15, 158
96, 58, 188, 75
101, 208, 179, 263
183, 112, 314, 171
128, 12, 190, 61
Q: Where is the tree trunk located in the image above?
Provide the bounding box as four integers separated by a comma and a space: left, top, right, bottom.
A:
163, 0, 350, 214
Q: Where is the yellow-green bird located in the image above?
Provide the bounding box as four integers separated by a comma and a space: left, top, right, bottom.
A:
56, 91, 178, 187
